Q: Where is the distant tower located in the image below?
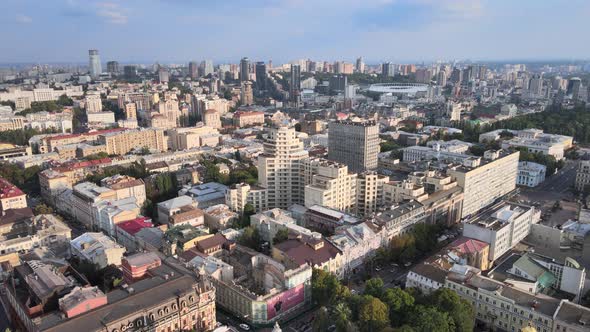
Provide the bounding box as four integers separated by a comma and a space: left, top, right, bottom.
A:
437, 71, 447, 86
88, 49, 102, 79
188, 61, 198, 79
290, 64, 301, 102
240, 57, 250, 82
381, 62, 395, 78
255, 62, 267, 90
356, 56, 365, 73
106, 61, 119, 74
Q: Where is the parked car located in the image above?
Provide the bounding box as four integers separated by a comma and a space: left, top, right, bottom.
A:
239, 324, 250, 330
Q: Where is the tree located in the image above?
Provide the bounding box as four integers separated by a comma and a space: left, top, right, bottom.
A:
312, 269, 347, 306
334, 302, 357, 332
238, 203, 256, 228
313, 306, 331, 332
364, 278, 384, 298
272, 228, 289, 245
428, 289, 475, 332
237, 226, 262, 251
358, 296, 389, 332
57, 94, 74, 106
34, 204, 54, 215
382, 288, 414, 326
408, 305, 454, 332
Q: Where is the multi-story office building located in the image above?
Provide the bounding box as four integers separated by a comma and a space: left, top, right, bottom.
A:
479, 129, 573, 161
255, 61, 267, 90
106, 61, 119, 74
88, 49, 101, 78
98, 128, 166, 155
448, 150, 519, 217
304, 159, 357, 214
233, 111, 264, 128
328, 120, 380, 173
240, 81, 254, 106
240, 57, 250, 82
258, 126, 309, 209
462, 200, 540, 262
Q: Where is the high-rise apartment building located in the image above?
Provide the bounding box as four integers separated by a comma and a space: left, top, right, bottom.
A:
381, 62, 395, 78
189, 61, 199, 79
355, 57, 365, 73
106, 61, 119, 74
239, 57, 250, 82
328, 120, 380, 173
240, 81, 254, 106
88, 49, 101, 79
255, 61, 267, 90
202, 60, 214, 76
290, 64, 301, 102
437, 71, 447, 86
123, 65, 137, 80
304, 159, 357, 213
258, 126, 309, 209
158, 68, 170, 83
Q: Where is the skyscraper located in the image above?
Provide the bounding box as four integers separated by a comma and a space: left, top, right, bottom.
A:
450, 68, 462, 84
188, 61, 198, 79
158, 68, 170, 83
123, 65, 137, 80
88, 49, 102, 79
567, 77, 582, 99
290, 64, 301, 102
356, 57, 365, 73
381, 62, 395, 78
106, 61, 119, 74
328, 120, 380, 173
255, 62, 267, 90
437, 71, 447, 86
240, 57, 250, 82
203, 60, 214, 76
258, 125, 309, 209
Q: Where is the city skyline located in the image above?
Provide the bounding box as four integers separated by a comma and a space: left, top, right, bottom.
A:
2, 0, 590, 64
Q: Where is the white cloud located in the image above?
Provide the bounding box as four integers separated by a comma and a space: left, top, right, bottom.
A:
96, 2, 128, 24
16, 14, 33, 24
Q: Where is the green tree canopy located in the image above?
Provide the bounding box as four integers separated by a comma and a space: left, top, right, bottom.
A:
358, 295, 389, 332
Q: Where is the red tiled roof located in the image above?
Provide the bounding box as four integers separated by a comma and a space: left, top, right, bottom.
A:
274, 238, 341, 267
449, 237, 488, 254
116, 217, 153, 235
0, 178, 25, 199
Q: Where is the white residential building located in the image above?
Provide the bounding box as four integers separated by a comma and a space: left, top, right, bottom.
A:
304, 159, 357, 213
517, 161, 546, 187
70, 232, 126, 269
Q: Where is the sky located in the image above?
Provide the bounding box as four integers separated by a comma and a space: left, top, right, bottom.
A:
1, 0, 590, 64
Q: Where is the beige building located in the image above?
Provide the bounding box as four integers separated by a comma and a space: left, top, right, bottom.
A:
168, 125, 221, 150
225, 183, 268, 213
84, 93, 102, 113
101, 175, 147, 207
233, 111, 265, 128
575, 160, 590, 192
448, 150, 519, 217
328, 120, 380, 173
124, 102, 137, 119
258, 126, 309, 209
240, 81, 254, 106
98, 128, 166, 155
356, 171, 389, 216
0, 178, 27, 214
203, 109, 221, 129
304, 159, 357, 214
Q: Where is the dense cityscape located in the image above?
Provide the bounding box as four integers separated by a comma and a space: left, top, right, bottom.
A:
2, 2, 590, 332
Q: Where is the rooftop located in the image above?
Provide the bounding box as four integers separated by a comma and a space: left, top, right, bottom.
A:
0, 177, 25, 199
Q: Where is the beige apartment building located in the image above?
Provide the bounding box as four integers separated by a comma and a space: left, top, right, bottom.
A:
84, 93, 103, 113
98, 128, 166, 155
168, 125, 220, 150
448, 150, 519, 217
258, 126, 309, 209
304, 159, 357, 213
203, 109, 221, 129
356, 171, 389, 217
233, 111, 265, 128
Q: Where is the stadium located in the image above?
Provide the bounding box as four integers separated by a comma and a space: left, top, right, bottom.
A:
367, 83, 429, 97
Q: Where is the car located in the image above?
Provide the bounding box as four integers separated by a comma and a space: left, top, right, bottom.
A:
391, 263, 399, 267
239, 323, 251, 330
404, 262, 411, 267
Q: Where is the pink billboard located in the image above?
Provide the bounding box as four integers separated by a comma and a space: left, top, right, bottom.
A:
266, 284, 305, 320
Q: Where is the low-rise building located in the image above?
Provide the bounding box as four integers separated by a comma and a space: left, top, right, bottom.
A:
157, 196, 197, 224
115, 217, 154, 252
251, 208, 314, 243
480, 129, 573, 160
272, 235, 343, 278
0, 177, 27, 214
70, 232, 126, 268
0, 213, 71, 255
169, 205, 205, 227
233, 111, 265, 127
225, 183, 269, 213
303, 205, 358, 235
101, 175, 147, 207
203, 204, 238, 230
179, 182, 228, 209
462, 200, 540, 262
517, 161, 546, 187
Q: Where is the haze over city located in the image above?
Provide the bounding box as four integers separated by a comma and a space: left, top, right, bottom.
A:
2, 0, 590, 63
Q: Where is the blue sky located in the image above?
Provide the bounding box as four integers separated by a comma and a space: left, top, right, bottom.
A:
1, 0, 589, 64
